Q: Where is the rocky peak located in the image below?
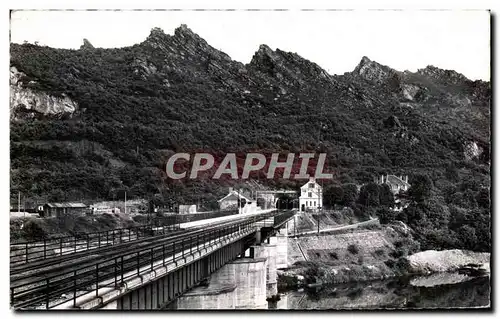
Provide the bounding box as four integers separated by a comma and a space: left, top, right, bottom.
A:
417, 65, 469, 85
359, 56, 372, 65
352, 56, 401, 87
145, 27, 171, 45
143, 25, 233, 65
80, 38, 95, 50
172, 24, 215, 53
255, 44, 275, 57
174, 24, 197, 39
249, 44, 333, 86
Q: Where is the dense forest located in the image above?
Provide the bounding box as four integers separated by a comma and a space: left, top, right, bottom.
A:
10, 25, 490, 251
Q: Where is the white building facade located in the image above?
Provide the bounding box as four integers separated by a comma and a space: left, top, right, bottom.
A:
299, 178, 323, 212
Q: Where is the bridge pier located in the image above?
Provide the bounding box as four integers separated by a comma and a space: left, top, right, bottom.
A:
255, 244, 278, 299
176, 243, 281, 309
269, 231, 288, 270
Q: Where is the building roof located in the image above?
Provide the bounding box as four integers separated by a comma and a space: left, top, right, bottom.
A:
45, 202, 87, 208
300, 178, 322, 189
218, 191, 252, 203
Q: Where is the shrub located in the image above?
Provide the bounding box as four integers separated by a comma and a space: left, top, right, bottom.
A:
22, 220, 47, 240
374, 248, 385, 257
347, 244, 359, 255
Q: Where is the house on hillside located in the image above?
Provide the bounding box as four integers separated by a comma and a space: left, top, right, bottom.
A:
299, 177, 323, 212
375, 174, 410, 194
218, 188, 252, 212
41, 202, 87, 218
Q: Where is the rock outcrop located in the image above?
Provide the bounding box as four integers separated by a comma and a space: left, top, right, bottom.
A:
80, 38, 95, 50
406, 249, 490, 274
10, 66, 78, 120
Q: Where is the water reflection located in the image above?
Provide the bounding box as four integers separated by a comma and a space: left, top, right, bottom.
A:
270, 275, 490, 309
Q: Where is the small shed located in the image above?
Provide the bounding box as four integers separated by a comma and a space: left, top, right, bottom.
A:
42, 202, 87, 218
218, 189, 252, 211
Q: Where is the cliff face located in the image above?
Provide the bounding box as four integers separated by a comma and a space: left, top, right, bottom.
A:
10, 66, 78, 120
9, 25, 490, 205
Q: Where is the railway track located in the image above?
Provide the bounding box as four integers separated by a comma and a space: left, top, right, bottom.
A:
10, 224, 173, 266
10, 228, 187, 277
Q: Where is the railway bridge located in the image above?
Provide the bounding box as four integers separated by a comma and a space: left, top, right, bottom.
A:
10, 209, 296, 310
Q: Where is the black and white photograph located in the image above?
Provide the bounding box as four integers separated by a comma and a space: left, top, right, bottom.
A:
7, 7, 491, 311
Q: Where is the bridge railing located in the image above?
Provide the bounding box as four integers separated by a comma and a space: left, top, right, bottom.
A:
10, 213, 277, 310
10, 223, 180, 266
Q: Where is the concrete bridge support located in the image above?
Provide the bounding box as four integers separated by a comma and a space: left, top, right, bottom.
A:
176, 244, 280, 309
230, 256, 268, 309
174, 284, 237, 309
269, 231, 288, 270
176, 255, 268, 309
250, 244, 278, 299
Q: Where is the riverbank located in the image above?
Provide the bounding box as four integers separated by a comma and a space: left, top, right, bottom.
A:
281, 217, 489, 290
275, 275, 490, 309
278, 248, 490, 290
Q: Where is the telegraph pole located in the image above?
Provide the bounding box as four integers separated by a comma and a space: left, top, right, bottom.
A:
317, 212, 320, 234
124, 191, 127, 215
18, 191, 21, 216
237, 188, 240, 214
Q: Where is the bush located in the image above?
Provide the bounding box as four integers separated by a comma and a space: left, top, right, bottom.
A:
22, 220, 47, 240
347, 244, 359, 255
389, 249, 405, 259
374, 248, 385, 257
377, 208, 396, 224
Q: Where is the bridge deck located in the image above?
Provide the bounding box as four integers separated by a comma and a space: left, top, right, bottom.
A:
170, 209, 276, 229
10, 209, 292, 310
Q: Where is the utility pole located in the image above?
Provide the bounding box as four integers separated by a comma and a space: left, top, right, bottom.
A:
18, 191, 21, 216
237, 188, 241, 214
294, 213, 297, 237
317, 212, 320, 234
124, 191, 127, 215
318, 180, 323, 235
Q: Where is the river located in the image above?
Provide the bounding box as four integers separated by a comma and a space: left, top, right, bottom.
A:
269, 275, 490, 309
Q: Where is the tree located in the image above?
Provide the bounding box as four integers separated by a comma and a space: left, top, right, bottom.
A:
341, 183, 358, 206
408, 174, 432, 202
358, 183, 380, 206
476, 187, 490, 209
324, 185, 343, 208
456, 225, 478, 251
376, 207, 396, 224
378, 184, 395, 207
445, 164, 459, 181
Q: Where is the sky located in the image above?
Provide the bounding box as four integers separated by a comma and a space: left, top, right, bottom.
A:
10, 10, 491, 81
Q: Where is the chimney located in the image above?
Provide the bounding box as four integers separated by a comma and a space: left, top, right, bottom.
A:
228, 187, 233, 193
405, 175, 408, 183
309, 177, 315, 183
